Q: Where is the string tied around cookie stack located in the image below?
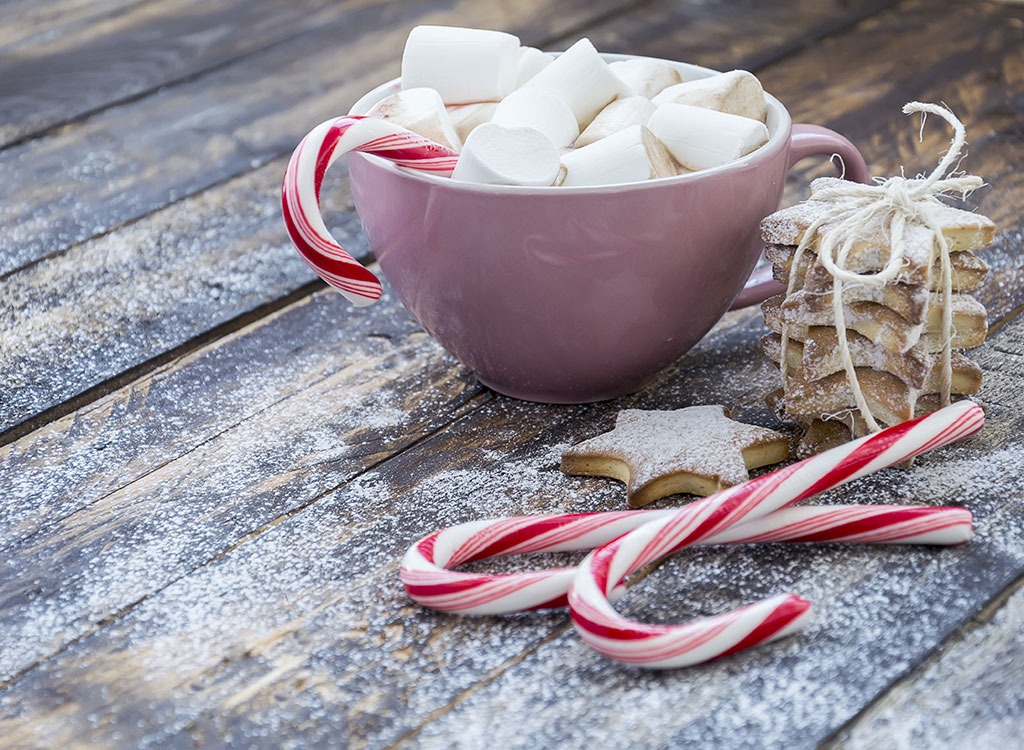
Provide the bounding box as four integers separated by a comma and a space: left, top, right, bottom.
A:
780, 102, 984, 434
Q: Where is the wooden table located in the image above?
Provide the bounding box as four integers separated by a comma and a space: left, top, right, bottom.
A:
2, 1, 1023, 747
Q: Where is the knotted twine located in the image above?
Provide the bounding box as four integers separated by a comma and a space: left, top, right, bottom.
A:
780, 102, 983, 433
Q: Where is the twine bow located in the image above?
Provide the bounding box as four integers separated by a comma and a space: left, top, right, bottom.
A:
781, 102, 984, 433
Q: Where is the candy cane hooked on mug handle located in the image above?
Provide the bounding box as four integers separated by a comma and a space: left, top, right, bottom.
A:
281, 115, 460, 306
401, 504, 971, 616
568, 400, 984, 668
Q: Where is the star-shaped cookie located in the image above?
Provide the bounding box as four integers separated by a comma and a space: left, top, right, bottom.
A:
560, 405, 790, 507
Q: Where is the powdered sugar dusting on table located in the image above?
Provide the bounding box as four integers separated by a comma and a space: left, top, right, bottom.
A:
832, 578, 1024, 749
2, 342, 1021, 748
411, 408, 1024, 748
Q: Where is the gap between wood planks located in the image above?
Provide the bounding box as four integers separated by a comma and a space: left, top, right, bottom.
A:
0, 13, 326, 153
0, 382, 494, 694
198, 389, 493, 570
0, 0, 652, 273
988, 297, 1024, 338
0, 0, 654, 280
0, 278, 323, 449
0, 146, 291, 286
2, 0, 1007, 709
382, 622, 576, 750
818, 569, 1024, 749
0, 0, 900, 448
0, 0, 656, 154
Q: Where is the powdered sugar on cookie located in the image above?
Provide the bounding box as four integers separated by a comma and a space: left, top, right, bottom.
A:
560, 405, 790, 507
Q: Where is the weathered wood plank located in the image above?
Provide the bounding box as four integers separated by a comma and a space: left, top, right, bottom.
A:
0, 281, 486, 684
0, 0, 142, 50
577, 0, 898, 71
2, 309, 1021, 748
0, 155, 337, 438
0, 283, 471, 554
0, 0, 636, 278
763, 0, 1024, 320
0, 0, 646, 438
0, 314, 773, 747
0, 0, 922, 436
823, 575, 1024, 748
0, 0, 385, 147
1, 1, 1022, 746
0, 435, 583, 748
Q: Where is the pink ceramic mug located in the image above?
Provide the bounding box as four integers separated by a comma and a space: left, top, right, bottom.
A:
345, 55, 867, 403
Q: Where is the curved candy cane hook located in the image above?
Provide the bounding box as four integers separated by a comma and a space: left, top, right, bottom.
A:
401, 504, 971, 616
568, 401, 983, 668
281, 115, 460, 306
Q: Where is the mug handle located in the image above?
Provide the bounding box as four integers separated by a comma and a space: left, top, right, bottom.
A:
729, 124, 869, 309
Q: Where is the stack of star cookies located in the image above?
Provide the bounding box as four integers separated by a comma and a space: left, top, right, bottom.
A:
759, 177, 995, 455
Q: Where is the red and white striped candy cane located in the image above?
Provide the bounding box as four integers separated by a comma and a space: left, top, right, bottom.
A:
281, 115, 460, 306
401, 504, 971, 615
402, 510, 660, 615
568, 400, 984, 668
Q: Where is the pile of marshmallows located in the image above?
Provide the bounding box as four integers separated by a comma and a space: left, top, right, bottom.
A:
369, 25, 771, 187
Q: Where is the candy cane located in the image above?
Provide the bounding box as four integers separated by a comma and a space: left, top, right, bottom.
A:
568, 400, 984, 668
403, 510, 662, 615
401, 504, 971, 615
281, 115, 460, 306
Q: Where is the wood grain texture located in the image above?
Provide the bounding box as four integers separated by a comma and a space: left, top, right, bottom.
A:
2, 0, 1023, 747
0, 284, 465, 553
0, 6, 417, 277
0, 282, 485, 684
0, 0, 634, 278
0, 0, 143, 50
0, 0, 357, 147
824, 575, 1024, 748
0, 398, 593, 748
0, 316, 777, 748
761, 0, 1024, 323
576, 0, 898, 71
0, 155, 338, 437
0, 0, 925, 437
3, 309, 1022, 748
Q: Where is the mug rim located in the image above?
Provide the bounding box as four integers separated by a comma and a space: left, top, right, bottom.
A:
347, 52, 793, 196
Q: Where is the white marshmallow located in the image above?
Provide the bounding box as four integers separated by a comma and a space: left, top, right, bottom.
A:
647, 102, 769, 171
575, 96, 654, 148
516, 46, 555, 86
401, 25, 520, 104
452, 123, 561, 186
366, 87, 462, 152
609, 58, 682, 99
492, 89, 578, 148
522, 38, 626, 128
559, 124, 677, 187
651, 70, 767, 122
446, 101, 499, 143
